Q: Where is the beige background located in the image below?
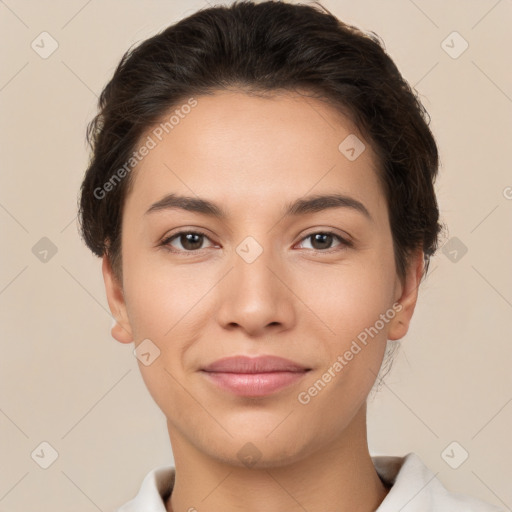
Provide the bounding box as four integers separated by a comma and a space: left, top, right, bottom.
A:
1, 0, 511, 510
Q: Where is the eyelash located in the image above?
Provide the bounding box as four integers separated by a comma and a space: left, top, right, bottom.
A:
159, 229, 353, 255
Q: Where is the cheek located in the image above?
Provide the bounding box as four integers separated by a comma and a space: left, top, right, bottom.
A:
293, 260, 395, 433
121, 252, 219, 405
293, 250, 397, 343
291, 245, 397, 407
122, 247, 210, 340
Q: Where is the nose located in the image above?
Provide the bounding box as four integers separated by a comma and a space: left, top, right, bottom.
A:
215, 242, 297, 337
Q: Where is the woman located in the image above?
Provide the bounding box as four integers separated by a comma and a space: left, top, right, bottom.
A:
78, 1, 503, 510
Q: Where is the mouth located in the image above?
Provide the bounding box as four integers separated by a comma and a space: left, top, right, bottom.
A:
201, 355, 311, 397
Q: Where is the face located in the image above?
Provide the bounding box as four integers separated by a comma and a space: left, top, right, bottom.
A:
103, 90, 422, 468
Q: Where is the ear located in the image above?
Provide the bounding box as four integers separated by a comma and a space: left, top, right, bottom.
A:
387, 249, 424, 341
102, 254, 134, 344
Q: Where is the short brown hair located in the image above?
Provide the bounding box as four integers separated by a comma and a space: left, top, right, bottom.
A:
79, 0, 442, 284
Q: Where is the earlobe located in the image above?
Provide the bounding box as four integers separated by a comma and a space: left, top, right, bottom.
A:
387, 250, 424, 341
101, 255, 134, 344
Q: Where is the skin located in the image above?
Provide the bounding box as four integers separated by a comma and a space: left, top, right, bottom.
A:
102, 89, 424, 512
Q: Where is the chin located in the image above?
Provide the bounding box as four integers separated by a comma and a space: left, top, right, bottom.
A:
201, 431, 317, 470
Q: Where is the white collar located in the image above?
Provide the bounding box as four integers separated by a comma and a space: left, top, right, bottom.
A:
116, 452, 502, 511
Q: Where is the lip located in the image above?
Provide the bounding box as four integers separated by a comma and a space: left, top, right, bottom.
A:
201, 356, 311, 397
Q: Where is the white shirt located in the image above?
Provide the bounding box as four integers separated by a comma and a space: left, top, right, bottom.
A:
116, 452, 504, 511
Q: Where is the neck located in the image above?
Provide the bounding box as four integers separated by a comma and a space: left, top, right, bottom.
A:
165, 403, 389, 512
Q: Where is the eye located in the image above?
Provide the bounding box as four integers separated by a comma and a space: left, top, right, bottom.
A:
296, 231, 351, 251
160, 229, 351, 254
161, 231, 215, 252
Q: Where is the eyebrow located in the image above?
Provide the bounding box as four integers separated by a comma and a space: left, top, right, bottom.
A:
145, 192, 372, 221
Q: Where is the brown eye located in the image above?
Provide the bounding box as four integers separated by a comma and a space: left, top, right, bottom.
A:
163, 231, 213, 252
310, 233, 334, 250
298, 232, 350, 251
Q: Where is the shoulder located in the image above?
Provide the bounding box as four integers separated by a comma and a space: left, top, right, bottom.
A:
372, 452, 505, 512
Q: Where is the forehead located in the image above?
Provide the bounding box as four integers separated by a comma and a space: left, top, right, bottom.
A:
124, 90, 387, 220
